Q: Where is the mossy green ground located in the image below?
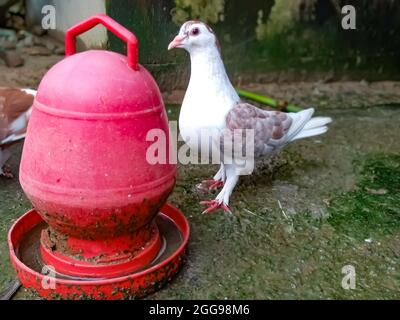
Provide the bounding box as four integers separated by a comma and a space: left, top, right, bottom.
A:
1, 104, 399, 299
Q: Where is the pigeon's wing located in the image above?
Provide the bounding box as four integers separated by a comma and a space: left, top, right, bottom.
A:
0, 88, 34, 145
225, 102, 292, 157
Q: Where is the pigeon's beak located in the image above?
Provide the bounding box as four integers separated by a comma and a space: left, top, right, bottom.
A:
168, 35, 187, 50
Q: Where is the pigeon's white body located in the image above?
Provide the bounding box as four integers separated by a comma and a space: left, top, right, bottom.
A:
179, 46, 239, 152
169, 21, 332, 213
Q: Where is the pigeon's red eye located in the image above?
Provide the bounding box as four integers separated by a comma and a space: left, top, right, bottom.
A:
190, 28, 200, 36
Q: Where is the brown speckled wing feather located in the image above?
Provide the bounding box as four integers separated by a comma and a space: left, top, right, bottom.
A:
0, 88, 34, 141
225, 103, 292, 157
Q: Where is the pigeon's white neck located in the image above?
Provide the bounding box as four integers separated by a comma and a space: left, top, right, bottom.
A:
186, 46, 239, 103
179, 45, 239, 135
189, 46, 232, 90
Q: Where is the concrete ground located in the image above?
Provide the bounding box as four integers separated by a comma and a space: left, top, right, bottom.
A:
0, 55, 399, 299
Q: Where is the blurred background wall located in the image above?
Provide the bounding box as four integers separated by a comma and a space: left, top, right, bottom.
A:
14, 0, 400, 90
107, 0, 400, 90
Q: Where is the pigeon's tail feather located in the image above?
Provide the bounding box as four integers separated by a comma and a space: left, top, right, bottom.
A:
286, 108, 314, 141
287, 108, 332, 143
302, 116, 332, 130
291, 126, 329, 141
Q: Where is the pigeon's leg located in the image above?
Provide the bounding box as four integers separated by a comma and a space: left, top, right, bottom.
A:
0, 149, 13, 179
201, 165, 239, 214
213, 163, 226, 181
198, 163, 225, 190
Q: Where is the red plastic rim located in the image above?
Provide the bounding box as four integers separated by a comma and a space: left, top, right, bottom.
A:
8, 204, 190, 300
40, 221, 162, 279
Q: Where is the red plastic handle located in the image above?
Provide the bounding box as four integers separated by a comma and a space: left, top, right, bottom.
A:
65, 14, 138, 70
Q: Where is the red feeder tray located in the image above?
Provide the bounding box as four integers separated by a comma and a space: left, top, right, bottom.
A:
8, 15, 191, 300
8, 204, 189, 300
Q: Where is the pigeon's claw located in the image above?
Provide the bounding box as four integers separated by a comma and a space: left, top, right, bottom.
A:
197, 179, 224, 191
200, 200, 232, 215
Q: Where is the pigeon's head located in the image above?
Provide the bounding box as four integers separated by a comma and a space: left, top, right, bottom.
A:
168, 21, 220, 53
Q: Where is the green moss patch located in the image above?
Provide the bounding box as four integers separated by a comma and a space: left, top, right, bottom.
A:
328, 154, 400, 239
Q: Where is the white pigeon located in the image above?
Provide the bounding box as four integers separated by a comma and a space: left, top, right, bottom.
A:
168, 21, 332, 214
0, 87, 36, 178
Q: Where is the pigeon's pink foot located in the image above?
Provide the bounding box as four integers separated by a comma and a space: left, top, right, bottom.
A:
197, 179, 224, 191
200, 200, 232, 214
1, 166, 14, 179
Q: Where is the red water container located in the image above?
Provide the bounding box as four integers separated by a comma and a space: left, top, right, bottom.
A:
19, 14, 176, 278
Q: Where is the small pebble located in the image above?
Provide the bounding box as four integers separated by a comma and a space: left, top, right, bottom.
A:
0, 50, 24, 67
31, 25, 47, 37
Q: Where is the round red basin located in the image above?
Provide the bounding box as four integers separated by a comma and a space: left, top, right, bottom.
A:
8, 204, 190, 300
